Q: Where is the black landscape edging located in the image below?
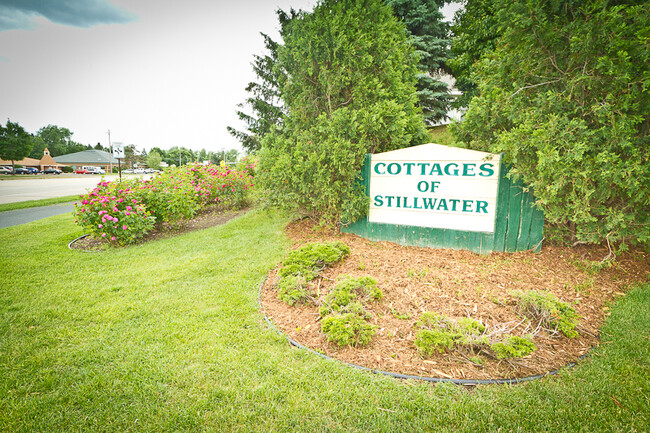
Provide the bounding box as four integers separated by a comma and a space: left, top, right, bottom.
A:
68, 234, 102, 252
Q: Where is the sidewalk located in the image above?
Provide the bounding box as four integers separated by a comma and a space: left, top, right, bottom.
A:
0, 203, 74, 229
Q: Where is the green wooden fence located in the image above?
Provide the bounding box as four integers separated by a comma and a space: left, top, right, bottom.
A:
342, 153, 545, 254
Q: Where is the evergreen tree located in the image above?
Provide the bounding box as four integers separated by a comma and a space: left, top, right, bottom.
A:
448, 0, 501, 108
387, 0, 452, 124
452, 0, 650, 248
259, 0, 427, 226
227, 9, 298, 153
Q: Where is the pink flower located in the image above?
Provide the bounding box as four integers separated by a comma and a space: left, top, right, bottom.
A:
111, 236, 116, 241
125, 211, 131, 216
126, 206, 132, 211
102, 233, 106, 238
82, 199, 88, 205
122, 225, 127, 230
114, 218, 119, 222
98, 224, 103, 228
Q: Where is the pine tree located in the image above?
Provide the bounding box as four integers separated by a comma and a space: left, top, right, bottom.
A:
387, 0, 451, 125
226, 9, 297, 153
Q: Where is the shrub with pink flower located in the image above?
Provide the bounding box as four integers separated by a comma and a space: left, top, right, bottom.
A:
73, 181, 155, 246
73, 163, 255, 246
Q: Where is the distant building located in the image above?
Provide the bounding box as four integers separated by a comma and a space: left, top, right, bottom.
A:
54, 149, 119, 170
0, 148, 62, 171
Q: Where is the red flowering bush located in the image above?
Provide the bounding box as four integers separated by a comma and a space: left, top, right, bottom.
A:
73, 163, 255, 246
73, 181, 155, 246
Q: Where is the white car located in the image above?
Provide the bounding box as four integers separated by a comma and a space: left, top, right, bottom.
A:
0, 166, 12, 174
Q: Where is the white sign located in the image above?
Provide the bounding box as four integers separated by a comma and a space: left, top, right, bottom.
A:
368, 143, 501, 233
112, 142, 125, 159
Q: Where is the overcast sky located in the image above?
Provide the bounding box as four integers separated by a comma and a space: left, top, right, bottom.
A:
0, 0, 461, 154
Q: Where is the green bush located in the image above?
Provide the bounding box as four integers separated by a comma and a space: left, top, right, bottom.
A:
321, 312, 377, 348
318, 275, 382, 347
491, 335, 536, 359
61, 166, 73, 173
319, 275, 382, 317
279, 242, 350, 280
257, 0, 428, 227
451, 1, 650, 248
513, 290, 580, 338
276, 242, 350, 305
414, 313, 487, 356
73, 164, 254, 245
73, 180, 156, 246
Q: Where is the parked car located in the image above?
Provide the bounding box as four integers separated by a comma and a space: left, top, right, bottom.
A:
12, 167, 29, 174
122, 169, 134, 174
43, 168, 62, 174
24, 167, 39, 174
0, 166, 12, 174
74, 166, 105, 174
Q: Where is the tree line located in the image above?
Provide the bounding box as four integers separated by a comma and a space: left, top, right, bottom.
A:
0, 121, 240, 170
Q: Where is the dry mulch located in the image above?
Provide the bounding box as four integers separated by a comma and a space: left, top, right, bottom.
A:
261, 218, 650, 381
70, 206, 248, 251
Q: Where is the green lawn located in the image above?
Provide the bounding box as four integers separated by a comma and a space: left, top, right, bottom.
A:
0, 211, 648, 432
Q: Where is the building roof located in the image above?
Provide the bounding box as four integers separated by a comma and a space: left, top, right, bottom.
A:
40, 148, 58, 166
0, 157, 42, 166
53, 149, 118, 164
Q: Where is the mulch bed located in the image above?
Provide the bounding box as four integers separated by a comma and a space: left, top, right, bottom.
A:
261, 218, 650, 381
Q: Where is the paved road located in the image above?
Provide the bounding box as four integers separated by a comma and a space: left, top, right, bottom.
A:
0, 175, 108, 204
0, 174, 150, 204
0, 203, 75, 229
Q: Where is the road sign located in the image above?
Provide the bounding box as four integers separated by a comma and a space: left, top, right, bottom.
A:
113, 142, 125, 159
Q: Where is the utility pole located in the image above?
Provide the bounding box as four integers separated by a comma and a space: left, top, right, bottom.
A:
107, 129, 112, 173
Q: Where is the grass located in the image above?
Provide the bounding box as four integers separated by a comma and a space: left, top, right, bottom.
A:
0, 195, 78, 212
0, 211, 648, 432
428, 125, 456, 146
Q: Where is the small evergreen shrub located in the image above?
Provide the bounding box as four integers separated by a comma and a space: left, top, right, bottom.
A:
513, 290, 580, 338
280, 242, 350, 279
414, 313, 487, 356
319, 275, 382, 347
321, 312, 376, 347
491, 335, 537, 359
319, 275, 382, 317
277, 275, 310, 306
277, 242, 350, 305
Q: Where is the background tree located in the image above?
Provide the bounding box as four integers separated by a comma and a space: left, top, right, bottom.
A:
122, 144, 141, 168
146, 150, 163, 170
259, 0, 428, 226
0, 120, 34, 171
165, 146, 196, 166
36, 124, 86, 156
387, 0, 452, 124
451, 0, 650, 249
448, 0, 501, 108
